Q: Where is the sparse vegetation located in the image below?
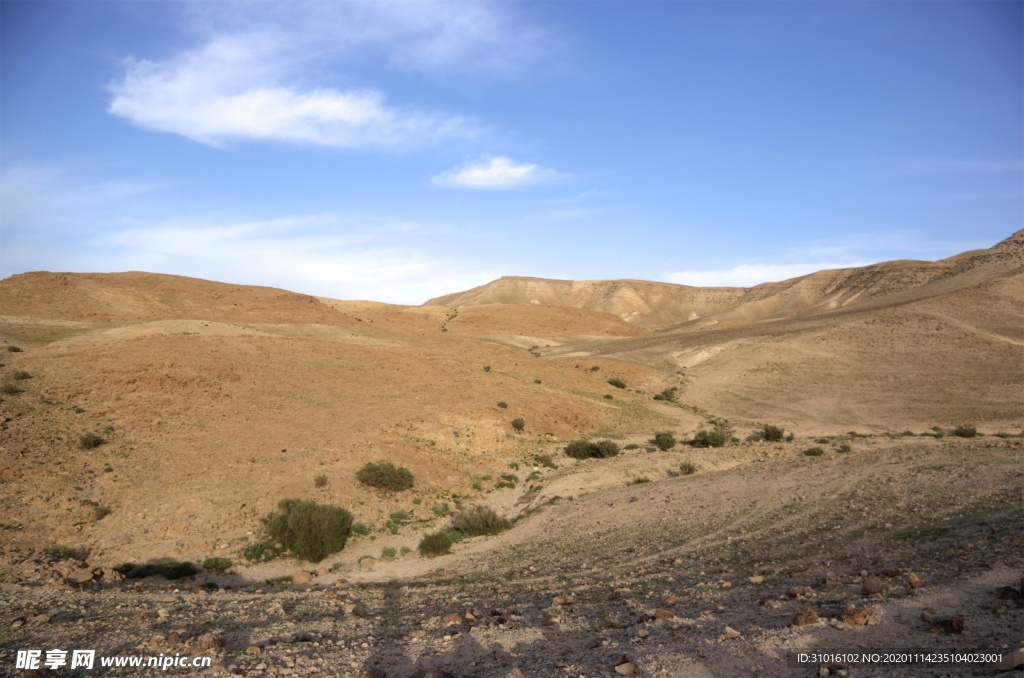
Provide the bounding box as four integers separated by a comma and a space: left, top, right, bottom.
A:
93, 506, 111, 520
953, 424, 978, 438
838, 442, 852, 453
261, 499, 354, 563
43, 544, 82, 560
632, 476, 651, 485
497, 401, 508, 408
351, 521, 371, 536
242, 542, 285, 563
534, 379, 542, 384
761, 424, 785, 442
11, 370, 32, 380
483, 365, 491, 372
604, 394, 613, 400
607, 378, 626, 389
589, 365, 600, 371
432, 502, 450, 517
450, 504, 511, 537
565, 439, 620, 459
418, 532, 453, 557
1, 381, 23, 395
654, 431, 677, 450
79, 432, 103, 449
380, 546, 397, 560
804, 446, 825, 457
679, 462, 698, 475
356, 461, 414, 491
534, 453, 557, 469
6, 346, 22, 352
692, 422, 732, 448
202, 557, 232, 572
653, 387, 678, 402
314, 474, 328, 488
624, 443, 639, 450
511, 417, 525, 432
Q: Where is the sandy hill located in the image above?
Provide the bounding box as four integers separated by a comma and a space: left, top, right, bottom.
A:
0, 271, 353, 325
428, 230, 1024, 330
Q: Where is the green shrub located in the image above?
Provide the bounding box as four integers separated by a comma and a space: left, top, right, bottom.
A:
472, 481, 483, 491
356, 461, 414, 491
511, 417, 525, 432
79, 432, 103, 449
451, 504, 511, 537
314, 474, 328, 488
953, 424, 977, 438
632, 476, 651, 485
654, 431, 677, 451
509, 462, 519, 470
7, 346, 22, 352
565, 439, 620, 459
418, 532, 453, 557
785, 432, 795, 442
607, 378, 626, 389
761, 424, 785, 442
838, 442, 852, 453
692, 423, 731, 448
535, 453, 557, 468
43, 544, 82, 560
401, 546, 412, 555
653, 387, 678, 402
679, 462, 698, 475
380, 546, 397, 560
261, 499, 354, 563
527, 471, 542, 481
1, 382, 23, 395
497, 401, 508, 408
500, 473, 519, 484
202, 557, 232, 572
624, 443, 639, 450
604, 394, 613, 400
590, 365, 600, 371
432, 503, 450, 517
804, 447, 825, 457
388, 510, 412, 526
242, 543, 284, 563
93, 506, 111, 520
483, 365, 491, 372
351, 521, 371, 536
534, 379, 542, 384
11, 370, 32, 381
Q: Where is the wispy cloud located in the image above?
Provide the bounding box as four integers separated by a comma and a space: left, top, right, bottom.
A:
432, 156, 558, 189
108, 2, 550, 148
663, 261, 872, 288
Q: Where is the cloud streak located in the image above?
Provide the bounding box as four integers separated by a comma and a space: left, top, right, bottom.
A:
663, 261, 872, 288
432, 156, 558, 189
107, 1, 548, 149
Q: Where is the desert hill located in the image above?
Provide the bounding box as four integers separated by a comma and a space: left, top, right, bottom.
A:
427, 229, 1024, 331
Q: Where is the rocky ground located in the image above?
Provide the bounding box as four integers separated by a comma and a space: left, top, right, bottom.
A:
2, 437, 1022, 677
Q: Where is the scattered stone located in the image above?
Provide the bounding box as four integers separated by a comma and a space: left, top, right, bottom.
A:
613, 656, 635, 676
721, 626, 741, 639
791, 609, 819, 627
636, 628, 649, 639
195, 632, 225, 652
543, 614, 562, 626
748, 575, 764, 585
291, 569, 312, 584
907, 572, 923, 589
995, 585, 1023, 601
443, 613, 461, 625
787, 586, 810, 598
661, 593, 678, 607
654, 609, 675, 620
929, 616, 965, 634
920, 608, 935, 622
245, 646, 261, 655
992, 648, 1024, 672
762, 598, 781, 609
359, 670, 386, 678
840, 605, 874, 626
553, 593, 574, 606
861, 577, 888, 597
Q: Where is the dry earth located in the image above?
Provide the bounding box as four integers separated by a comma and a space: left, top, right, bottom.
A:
0, 232, 1022, 677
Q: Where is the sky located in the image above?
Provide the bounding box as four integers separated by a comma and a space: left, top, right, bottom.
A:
1, 0, 1022, 304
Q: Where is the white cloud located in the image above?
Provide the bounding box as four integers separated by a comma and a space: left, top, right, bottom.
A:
432, 156, 557, 189
663, 261, 871, 288
108, 1, 549, 148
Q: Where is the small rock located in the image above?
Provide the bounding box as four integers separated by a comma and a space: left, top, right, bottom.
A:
164, 632, 183, 647
636, 628, 649, 638
920, 608, 935, 622
787, 586, 810, 598
245, 646, 261, 655
861, 577, 888, 597
196, 632, 225, 652
654, 609, 675, 620
748, 575, 764, 584
791, 609, 819, 627
359, 670, 386, 678
840, 605, 874, 626
543, 614, 562, 626
553, 593, 574, 606
929, 616, 965, 634
614, 662, 635, 676
992, 648, 1024, 672
661, 593, 678, 607
443, 613, 461, 624
721, 626, 741, 639
290, 569, 312, 584
762, 598, 781, 610
907, 572, 923, 589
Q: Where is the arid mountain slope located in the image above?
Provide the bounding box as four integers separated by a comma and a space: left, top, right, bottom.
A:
428, 230, 1024, 330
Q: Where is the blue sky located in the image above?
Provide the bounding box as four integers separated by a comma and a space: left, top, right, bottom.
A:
2, 1, 1021, 304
